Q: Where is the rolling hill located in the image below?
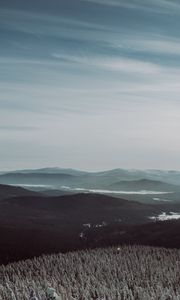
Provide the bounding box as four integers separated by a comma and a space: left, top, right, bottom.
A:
0, 192, 180, 264
0, 172, 75, 186
109, 178, 180, 192
0, 184, 40, 200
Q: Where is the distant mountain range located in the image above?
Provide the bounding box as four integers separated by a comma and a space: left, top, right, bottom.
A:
1, 168, 180, 189
0, 168, 180, 207
4, 167, 88, 176
109, 179, 180, 192
0, 172, 74, 186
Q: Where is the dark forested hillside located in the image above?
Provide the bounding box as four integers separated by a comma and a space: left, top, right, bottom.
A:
0, 184, 40, 200
0, 192, 180, 264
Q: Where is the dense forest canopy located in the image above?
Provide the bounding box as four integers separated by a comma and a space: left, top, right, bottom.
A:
0, 245, 180, 299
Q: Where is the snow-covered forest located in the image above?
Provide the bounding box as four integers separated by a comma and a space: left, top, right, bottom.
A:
0, 245, 180, 299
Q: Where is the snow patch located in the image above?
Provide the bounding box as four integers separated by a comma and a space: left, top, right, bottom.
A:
95, 221, 107, 228
79, 232, 85, 239
152, 197, 170, 202
149, 212, 180, 221
83, 223, 91, 228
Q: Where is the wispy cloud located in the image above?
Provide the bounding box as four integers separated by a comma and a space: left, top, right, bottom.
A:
52, 53, 161, 74
82, 0, 180, 14
113, 36, 180, 56
0, 8, 111, 38
1, 0, 180, 170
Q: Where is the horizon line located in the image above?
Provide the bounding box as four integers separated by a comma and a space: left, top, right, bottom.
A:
1, 166, 180, 173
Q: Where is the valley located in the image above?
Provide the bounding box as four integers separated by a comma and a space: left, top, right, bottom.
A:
0, 168, 180, 265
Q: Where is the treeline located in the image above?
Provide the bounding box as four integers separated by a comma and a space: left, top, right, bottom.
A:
0, 245, 180, 299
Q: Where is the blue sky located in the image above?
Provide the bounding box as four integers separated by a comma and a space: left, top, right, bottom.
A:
1, 0, 180, 171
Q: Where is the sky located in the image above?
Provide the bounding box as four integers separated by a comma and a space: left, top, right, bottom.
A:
1, 0, 180, 171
